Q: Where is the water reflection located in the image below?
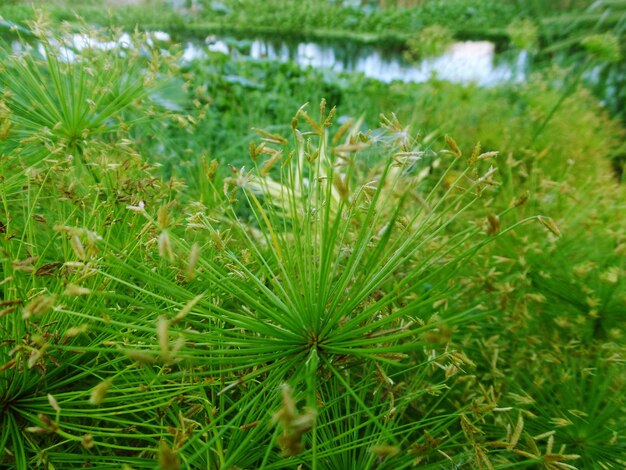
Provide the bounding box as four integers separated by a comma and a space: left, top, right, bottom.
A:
201, 37, 528, 87
13, 28, 527, 87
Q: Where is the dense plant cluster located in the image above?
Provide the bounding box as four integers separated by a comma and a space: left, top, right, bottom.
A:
203, 0, 516, 40
1, 10, 625, 470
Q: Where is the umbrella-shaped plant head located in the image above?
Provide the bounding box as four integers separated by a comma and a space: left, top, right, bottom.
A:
0, 24, 534, 465
0, 21, 185, 188
76, 102, 528, 468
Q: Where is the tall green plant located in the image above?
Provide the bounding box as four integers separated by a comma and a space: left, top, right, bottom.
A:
0, 26, 192, 469
0, 22, 184, 187
77, 104, 539, 468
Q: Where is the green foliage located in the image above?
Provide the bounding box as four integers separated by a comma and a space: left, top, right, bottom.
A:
1, 10, 625, 469
197, 0, 515, 43
581, 32, 622, 62
404, 24, 453, 60
0, 0, 517, 46
99, 108, 515, 468
506, 18, 539, 51
158, 53, 623, 188
0, 28, 511, 467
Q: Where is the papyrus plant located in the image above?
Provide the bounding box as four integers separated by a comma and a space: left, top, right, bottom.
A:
77, 103, 530, 468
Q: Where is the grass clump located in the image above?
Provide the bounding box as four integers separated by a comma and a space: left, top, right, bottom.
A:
71, 105, 520, 467
404, 24, 453, 61
1, 15, 625, 469
0, 28, 526, 466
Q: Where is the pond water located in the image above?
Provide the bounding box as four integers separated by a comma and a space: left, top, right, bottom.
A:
191, 36, 529, 87
14, 29, 528, 88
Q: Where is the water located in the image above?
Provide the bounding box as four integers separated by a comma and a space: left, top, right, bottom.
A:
198, 36, 528, 87
19, 30, 528, 88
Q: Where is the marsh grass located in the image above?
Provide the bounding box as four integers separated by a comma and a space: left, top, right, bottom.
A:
84, 105, 528, 467
438, 91, 626, 469
1, 54, 522, 464
1, 18, 625, 470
